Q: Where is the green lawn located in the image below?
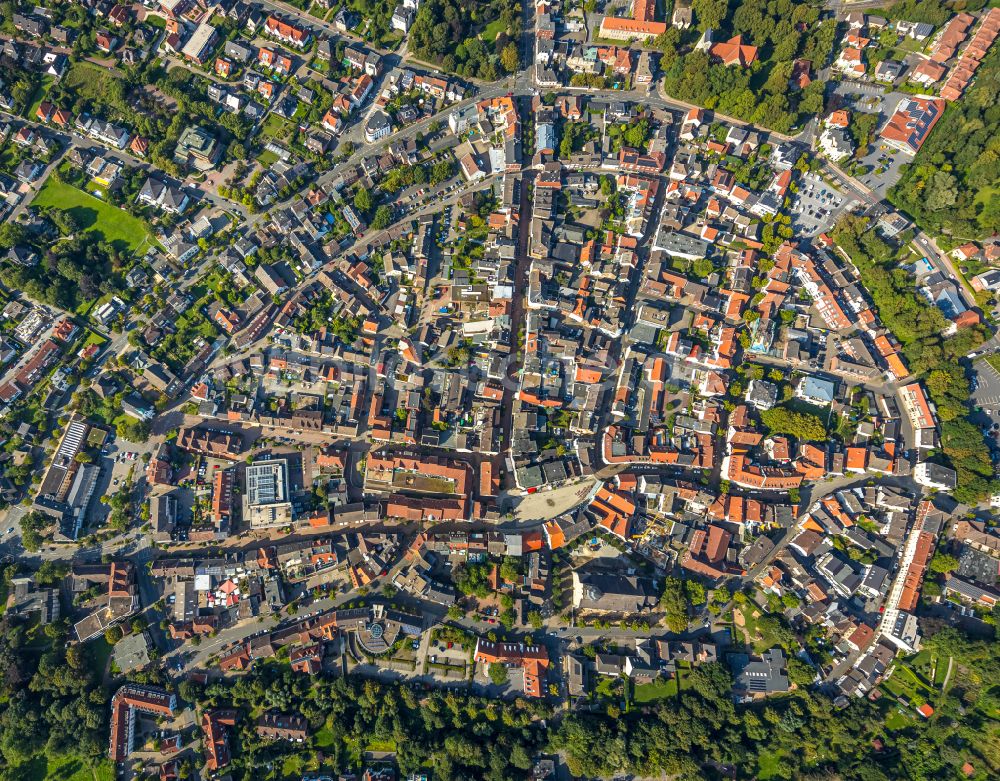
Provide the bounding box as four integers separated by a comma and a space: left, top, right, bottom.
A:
737, 608, 787, 654
343, 736, 398, 766
757, 749, 790, 781
63, 62, 123, 104
481, 18, 506, 42
257, 149, 279, 166
31, 177, 156, 254
633, 676, 678, 703
281, 754, 306, 778
896, 663, 935, 695
933, 656, 951, 687
974, 184, 998, 207
86, 637, 114, 679
910, 650, 932, 668
885, 706, 916, 732
260, 113, 291, 140
13, 753, 114, 781
895, 35, 927, 54
314, 724, 335, 748
76, 291, 109, 318
80, 330, 108, 351
595, 676, 621, 699
25, 75, 55, 120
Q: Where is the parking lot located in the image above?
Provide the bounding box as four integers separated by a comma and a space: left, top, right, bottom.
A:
826, 87, 909, 197
791, 173, 855, 236
856, 140, 908, 197
971, 358, 1000, 410
833, 80, 887, 101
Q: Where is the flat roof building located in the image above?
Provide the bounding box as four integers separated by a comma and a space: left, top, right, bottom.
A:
243, 459, 294, 528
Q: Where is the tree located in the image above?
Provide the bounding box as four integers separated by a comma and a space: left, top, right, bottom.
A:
500, 43, 519, 73
786, 657, 816, 687
693, 0, 728, 31
34, 561, 68, 586
527, 610, 543, 630
19, 511, 48, 553
488, 661, 508, 686
929, 553, 959, 574
0, 222, 27, 250
660, 577, 689, 632
499, 559, 520, 583
354, 187, 373, 215
760, 407, 827, 441
692, 257, 714, 278
711, 585, 731, 606
178, 679, 202, 705
685, 580, 707, 606
370, 205, 392, 231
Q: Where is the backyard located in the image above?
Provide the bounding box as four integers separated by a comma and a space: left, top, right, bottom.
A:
25, 75, 55, 121
733, 607, 794, 655
633, 676, 679, 703
31, 177, 157, 254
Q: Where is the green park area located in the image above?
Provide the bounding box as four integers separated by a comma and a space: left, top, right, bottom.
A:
13, 753, 114, 781
31, 177, 155, 254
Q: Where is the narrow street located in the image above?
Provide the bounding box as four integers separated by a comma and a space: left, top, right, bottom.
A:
499, 163, 536, 487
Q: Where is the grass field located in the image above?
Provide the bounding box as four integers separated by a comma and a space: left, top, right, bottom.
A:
633, 676, 678, 703
344, 736, 397, 765
897, 663, 935, 695
80, 331, 108, 351
281, 754, 306, 778
31, 177, 155, 254
14, 754, 114, 781
481, 18, 506, 42
314, 724, 335, 748
974, 184, 998, 208
63, 62, 123, 103
757, 750, 789, 780
595, 676, 622, 699
885, 706, 916, 732
933, 656, 951, 687
256, 149, 280, 166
